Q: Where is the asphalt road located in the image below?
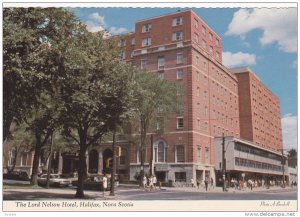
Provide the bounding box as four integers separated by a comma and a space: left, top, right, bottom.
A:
3, 180, 298, 200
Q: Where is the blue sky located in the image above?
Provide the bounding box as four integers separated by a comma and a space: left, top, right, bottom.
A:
72, 7, 297, 150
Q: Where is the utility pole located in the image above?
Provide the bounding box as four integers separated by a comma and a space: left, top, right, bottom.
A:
281, 149, 286, 188
222, 133, 226, 192
150, 134, 154, 176
110, 131, 116, 196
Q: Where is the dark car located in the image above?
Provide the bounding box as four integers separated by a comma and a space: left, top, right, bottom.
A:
72, 174, 117, 191
3, 171, 30, 181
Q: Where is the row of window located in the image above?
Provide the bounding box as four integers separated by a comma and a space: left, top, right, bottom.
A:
235, 157, 282, 172
137, 142, 210, 164
234, 143, 282, 162
141, 53, 184, 70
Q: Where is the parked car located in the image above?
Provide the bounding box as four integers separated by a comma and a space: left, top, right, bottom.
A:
72, 174, 118, 191
3, 171, 30, 181
37, 174, 71, 187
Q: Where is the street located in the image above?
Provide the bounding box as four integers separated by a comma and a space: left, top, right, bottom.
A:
3, 180, 297, 201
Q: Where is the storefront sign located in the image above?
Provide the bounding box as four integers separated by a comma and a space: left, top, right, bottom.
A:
155, 164, 170, 171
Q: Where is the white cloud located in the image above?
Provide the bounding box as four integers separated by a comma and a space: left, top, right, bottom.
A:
222, 51, 256, 68
85, 12, 128, 35
281, 114, 298, 150
226, 8, 297, 53
109, 26, 128, 35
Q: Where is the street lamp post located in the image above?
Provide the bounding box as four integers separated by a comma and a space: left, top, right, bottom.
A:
110, 131, 116, 196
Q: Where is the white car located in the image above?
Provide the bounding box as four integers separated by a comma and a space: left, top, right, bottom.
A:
37, 174, 71, 187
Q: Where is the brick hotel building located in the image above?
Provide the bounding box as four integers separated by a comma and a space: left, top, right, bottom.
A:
3, 10, 287, 185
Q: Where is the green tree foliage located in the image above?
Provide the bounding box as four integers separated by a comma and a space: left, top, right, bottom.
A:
133, 72, 182, 181
3, 7, 84, 142
3, 7, 86, 185
58, 32, 136, 198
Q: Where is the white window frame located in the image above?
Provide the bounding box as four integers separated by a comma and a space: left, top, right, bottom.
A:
157, 56, 165, 70
142, 37, 151, 47
177, 69, 183, 80
158, 71, 164, 79
194, 32, 199, 43
154, 141, 167, 163
142, 23, 152, 33
209, 32, 213, 41
141, 59, 147, 70
177, 53, 184, 64
202, 26, 206, 35
131, 38, 135, 45
172, 31, 183, 41
193, 18, 199, 28
202, 39, 207, 49
175, 145, 185, 163
197, 146, 202, 163
177, 117, 184, 129
172, 17, 183, 26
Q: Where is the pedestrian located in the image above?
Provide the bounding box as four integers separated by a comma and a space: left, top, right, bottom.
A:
148, 176, 154, 191
153, 175, 157, 190
142, 175, 147, 190
210, 177, 214, 189
102, 174, 108, 198
204, 178, 208, 191
196, 178, 200, 189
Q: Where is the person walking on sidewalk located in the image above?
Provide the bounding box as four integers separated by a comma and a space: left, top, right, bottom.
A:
102, 174, 108, 198
205, 178, 209, 191
210, 177, 214, 189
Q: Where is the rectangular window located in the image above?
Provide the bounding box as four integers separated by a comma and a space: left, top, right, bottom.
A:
21, 152, 27, 166
172, 31, 183, 41
142, 23, 151, 33
158, 72, 164, 79
216, 52, 220, 61
131, 38, 135, 45
177, 117, 184, 129
8, 149, 16, 166
157, 56, 165, 70
196, 87, 200, 97
177, 69, 183, 80
120, 51, 125, 60
177, 53, 184, 64
176, 145, 185, 162
193, 18, 199, 28
202, 40, 207, 49
209, 46, 213, 55
215, 39, 219, 46
205, 147, 210, 164
209, 32, 213, 41
141, 59, 147, 69
172, 17, 183, 26
202, 26, 206, 35
118, 39, 126, 47
119, 156, 126, 165
196, 71, 200, 81
194, 32, 199, 43
142, 38, 151, 47
197, 146, 202, 163
175, 172, 186, 182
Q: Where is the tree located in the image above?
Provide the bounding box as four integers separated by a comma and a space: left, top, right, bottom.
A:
58, 32, 136, 198
287, 149, 297, 168
133, 72, 182, 184
3, 7, 84, 142
3, 7, 87, 185
3, 122, 35, 174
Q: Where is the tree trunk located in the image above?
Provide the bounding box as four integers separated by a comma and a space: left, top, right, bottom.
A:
75, 145, 87, 198
31, 132, 42, 186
